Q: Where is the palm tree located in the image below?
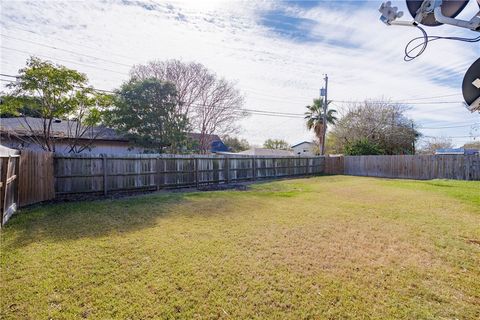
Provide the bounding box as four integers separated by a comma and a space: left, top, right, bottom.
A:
305, 98, 337, 155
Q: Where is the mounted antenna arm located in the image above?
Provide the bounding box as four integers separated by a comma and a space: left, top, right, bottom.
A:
433, 4, 480, 31
380, 0, 480, 31
379, 1, 416, 26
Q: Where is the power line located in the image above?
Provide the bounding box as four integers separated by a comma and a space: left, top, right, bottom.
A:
0, 76, 307, 119
394, 93, 460, 102
1, 46, 128, 76
5, 27, 144, 63
421, 123, 479, 129
1, 73, 478, 126
332, 99, 463, 105
1, 30, 469, 107
423, 135, 478, 139
417, 120, 479, 125
0, 34, 133, 68
0, 74, 117, 94
1, 73, 304, 116
0, 49, 467, 107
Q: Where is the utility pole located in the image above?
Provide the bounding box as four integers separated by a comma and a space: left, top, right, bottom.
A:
320, 74, 328, 155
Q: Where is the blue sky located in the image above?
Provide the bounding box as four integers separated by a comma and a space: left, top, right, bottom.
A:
1, 0, 479, 146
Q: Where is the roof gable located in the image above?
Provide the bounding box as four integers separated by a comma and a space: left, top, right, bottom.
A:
291, 141, 313, 148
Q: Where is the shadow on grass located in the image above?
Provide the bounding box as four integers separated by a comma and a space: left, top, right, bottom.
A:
2, 176, 327, 250
2, 191, 203, 250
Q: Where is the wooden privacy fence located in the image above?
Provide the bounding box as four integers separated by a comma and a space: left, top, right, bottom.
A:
343, 155, 480, 180
0, 149, 55, 226
18, 150, 55, 207
325, 156, 344, 175
54, 154, 326, 195
0, 146, 20, 226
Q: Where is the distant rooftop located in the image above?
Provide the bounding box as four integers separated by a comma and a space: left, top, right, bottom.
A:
291, 141, 313, 148
0, 117, 222, 145
435, 148, 479, 155
0, 117, 127, 141
238, 148, 293, 156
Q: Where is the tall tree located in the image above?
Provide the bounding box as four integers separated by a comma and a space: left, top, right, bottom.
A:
329, 100, 419, 155
0, 95, 42, 118
64, 89, 112, 153
222, 135, 250, 152
344, 138, 384, 155
130, 60, 246, 153
2, 57, 111, 152
417, 137, 454, 155
463, 141, 480, 150
263, 139, 290, 150
304, 98, 337, 155
108, 78, 189, 153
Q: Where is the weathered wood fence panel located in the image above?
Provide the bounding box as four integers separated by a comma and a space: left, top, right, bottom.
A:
343, 155, 480, 180
54, 154, 326, 195
18, 150, 55, 206
0, 146, 20, 226
325, 156, 345, 175
1, 148, 55, 226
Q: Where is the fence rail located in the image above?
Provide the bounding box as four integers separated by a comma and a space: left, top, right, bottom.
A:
54, 154, 325, 195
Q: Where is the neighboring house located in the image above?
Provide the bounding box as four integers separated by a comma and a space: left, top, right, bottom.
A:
435, 148, 479, 156
0, 117, 142, 154
238, 148, 294, 156
291, 141, 317, 156
0, 117, 226, 154
187, 133, 229, 153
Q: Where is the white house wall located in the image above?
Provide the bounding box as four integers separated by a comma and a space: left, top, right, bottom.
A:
292, 143, 315, 156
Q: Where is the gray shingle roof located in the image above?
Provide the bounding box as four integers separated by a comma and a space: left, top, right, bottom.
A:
0, 117, 223, 144
0, 117, 127, 141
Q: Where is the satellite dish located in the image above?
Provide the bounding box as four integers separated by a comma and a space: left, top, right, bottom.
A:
406, 0, 470, 26
462, 58, 480, 111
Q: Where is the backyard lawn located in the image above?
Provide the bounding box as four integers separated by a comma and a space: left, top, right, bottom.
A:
1, 176, 479, 319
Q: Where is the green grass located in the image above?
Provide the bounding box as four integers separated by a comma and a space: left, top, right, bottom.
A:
1, 176, 479, 319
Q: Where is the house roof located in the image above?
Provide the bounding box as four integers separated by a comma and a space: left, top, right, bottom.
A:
291, 141, 313, 148
0, 117, 128, 141
435, 148, 479, 155
238, 148, 294, 156
0, 145, 20, 156
0, 117, 224, 146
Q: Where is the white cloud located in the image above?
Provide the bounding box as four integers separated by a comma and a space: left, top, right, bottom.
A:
1, 0, 479, 146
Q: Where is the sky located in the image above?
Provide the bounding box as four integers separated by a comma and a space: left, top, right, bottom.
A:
1, 0, 479, 147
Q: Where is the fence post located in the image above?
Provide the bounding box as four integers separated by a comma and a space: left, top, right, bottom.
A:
225, 156, 230, 184
102, 155, 108, 196
195, 157, 199, 189
273, 158, 277, 178
14, 156, 19, 209
252, 156, 256, 180
0, 157, 8, 225
306, 157, 310, 175
156, 156, 160, 191
1, 157, 11, 224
